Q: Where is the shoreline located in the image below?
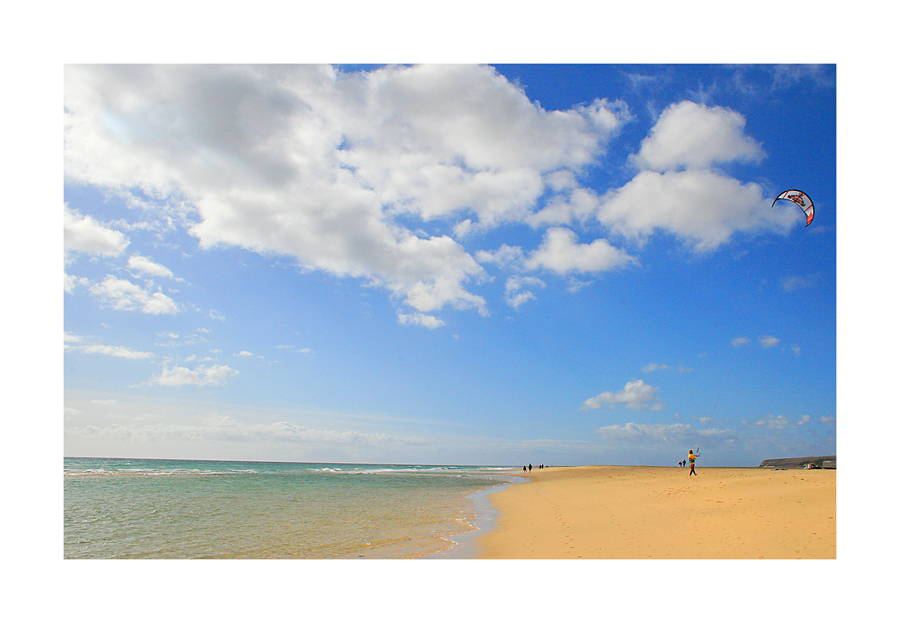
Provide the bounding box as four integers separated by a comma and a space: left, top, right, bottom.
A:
420, 474, 528, 559
474, 465, 836, 559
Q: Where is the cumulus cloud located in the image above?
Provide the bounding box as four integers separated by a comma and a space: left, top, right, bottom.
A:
525, 227, 637, 275
595, 100, 800, 252
89, 275, 179, 314
397, 312, 445, 329
731, 337, 751, 347
505, 276, 545, 309
65, 273, 90, 294
599, 169, 796, 251
479, 229, 636, 279
64, 66, 805, 324
151, 364, 238, 386
64, 64, 632, 322
64, 204, 129, 256
475, 244, 525, 269
128, 255, 174, 279
632, 101, 765, 171
582, 379, 662, 411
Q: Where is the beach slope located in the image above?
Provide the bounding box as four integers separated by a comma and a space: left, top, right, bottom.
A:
476, 466, 835, 559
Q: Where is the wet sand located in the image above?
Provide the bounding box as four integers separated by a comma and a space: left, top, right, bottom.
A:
476, 465, 836, 558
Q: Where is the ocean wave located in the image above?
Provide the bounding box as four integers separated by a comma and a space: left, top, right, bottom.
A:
65, 468, 258, 477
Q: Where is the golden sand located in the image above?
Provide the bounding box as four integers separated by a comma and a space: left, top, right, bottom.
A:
476, 465, 835, 559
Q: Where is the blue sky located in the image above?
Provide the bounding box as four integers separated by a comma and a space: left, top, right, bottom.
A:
63, 64, 836, 467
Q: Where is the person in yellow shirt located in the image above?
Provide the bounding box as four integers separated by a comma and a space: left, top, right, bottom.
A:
688, 449, 699, 476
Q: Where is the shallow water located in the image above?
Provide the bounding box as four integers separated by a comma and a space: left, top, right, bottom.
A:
64, 458, 518, 559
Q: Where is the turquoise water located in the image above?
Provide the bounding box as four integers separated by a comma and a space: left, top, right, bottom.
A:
64, 457, 518, 559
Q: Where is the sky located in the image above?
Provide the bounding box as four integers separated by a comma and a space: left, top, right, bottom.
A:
62, 63, 837, 467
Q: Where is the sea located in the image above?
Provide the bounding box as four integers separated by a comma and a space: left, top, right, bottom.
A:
64, 457, 521, 559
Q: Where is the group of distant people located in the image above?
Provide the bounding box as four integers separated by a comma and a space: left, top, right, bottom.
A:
678, 449, 700, 476
522, 463, 546, 472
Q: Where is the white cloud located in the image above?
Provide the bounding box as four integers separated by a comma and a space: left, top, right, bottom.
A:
66, 332, 153, 359
64, 204, 129, 256
525, 227, 636, 275
582, 379, 662, 411
759, 335, 780, 348
128, 255, 174, 278
599, 169, 797, 251
64, 272, 90, 294
151, 364, 238, 386
475, 244, 526, 268
479, 229, 635, 285
505, 276, 545, 309
89, 275, 179, 315
632, 101, 765, 171
64, 332, 84, 344
595, 100, 800, 253
81, 343, 154, 359
397, 312, 445, 329
731, 337, 751, 347
527, 186, 602, 228
64, 65, 633, 323
64, 66, 808, 327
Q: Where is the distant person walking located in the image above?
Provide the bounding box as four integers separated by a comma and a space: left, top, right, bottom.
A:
688, 449, 699, 476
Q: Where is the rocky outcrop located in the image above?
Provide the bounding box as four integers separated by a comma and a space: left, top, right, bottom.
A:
758, 455, 836, 469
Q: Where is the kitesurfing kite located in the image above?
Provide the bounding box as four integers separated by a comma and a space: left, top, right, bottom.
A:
773, 189, 814, 227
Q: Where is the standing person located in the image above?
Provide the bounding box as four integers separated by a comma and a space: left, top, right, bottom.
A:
688, 449, 699, 476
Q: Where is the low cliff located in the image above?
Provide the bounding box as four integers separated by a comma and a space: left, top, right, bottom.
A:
758, 455, 836, 469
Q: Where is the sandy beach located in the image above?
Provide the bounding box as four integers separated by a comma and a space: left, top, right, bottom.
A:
476, 465, 835, 559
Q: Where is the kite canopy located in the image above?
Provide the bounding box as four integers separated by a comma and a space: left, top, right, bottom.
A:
773, 189, 814, 227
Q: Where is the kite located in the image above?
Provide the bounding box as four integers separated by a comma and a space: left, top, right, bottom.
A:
773, 189, 814, 227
